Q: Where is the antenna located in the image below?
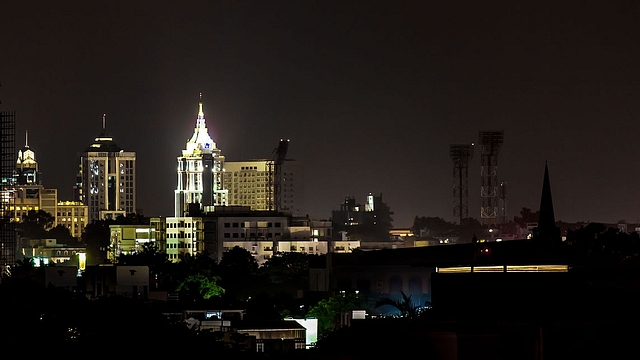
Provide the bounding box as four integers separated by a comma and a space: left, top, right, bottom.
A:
25, 130, 28, 147
102, 113, 106, 130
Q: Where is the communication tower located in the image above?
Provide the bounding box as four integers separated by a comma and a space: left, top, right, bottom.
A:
479, 131, 504, 227
450, 144, 474, 224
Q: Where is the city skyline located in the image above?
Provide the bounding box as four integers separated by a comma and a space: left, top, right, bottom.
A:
2, 1, 640, 227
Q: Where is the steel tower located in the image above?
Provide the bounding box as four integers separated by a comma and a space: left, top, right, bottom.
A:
450, 144, 474, 224
479, 131, 504, 227
1, 110, 15, 277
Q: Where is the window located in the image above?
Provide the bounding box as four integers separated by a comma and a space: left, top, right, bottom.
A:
224, 223, 230, 228
224, 233, 230, 238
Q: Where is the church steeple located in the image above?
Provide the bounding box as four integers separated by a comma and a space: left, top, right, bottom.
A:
534, 162, 561, 244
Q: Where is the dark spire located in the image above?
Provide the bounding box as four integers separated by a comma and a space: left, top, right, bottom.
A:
535, 162, 561, 243
538, 161, 556, 229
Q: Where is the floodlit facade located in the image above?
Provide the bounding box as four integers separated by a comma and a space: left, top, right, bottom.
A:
20, 239, 85, 268
152, 210, 357, 265
78, 115, 136, 222
151, 216, 204, 261
15, 131, 40, 185
223, 160, 270, 210
56, 201, 88, 239
5, 136, 88, 239
223, 159, 304, 215
174, 95, 227, 217
108, 224, 157, 262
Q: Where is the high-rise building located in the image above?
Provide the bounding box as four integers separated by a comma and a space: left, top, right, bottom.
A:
0, 110, 16, 274
223, 158, 303, 215
223, 160, 270, 211
15, 131, 40, 185
174, 94, 227, 216
78, 114, 136, 223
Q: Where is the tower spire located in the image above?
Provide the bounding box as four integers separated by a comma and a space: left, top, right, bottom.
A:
198, 93, 204, 118
102, 113, 106, 131
25, 130, 28, 147
534, 161, 561, 244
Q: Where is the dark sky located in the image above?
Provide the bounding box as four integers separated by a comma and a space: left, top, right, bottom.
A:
1, 1, 639, 228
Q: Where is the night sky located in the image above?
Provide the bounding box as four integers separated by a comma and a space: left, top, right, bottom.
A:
1, 1, 639, 228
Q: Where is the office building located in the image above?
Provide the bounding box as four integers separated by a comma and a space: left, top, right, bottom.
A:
223, 159, 303, 215
78, 114, 136, 222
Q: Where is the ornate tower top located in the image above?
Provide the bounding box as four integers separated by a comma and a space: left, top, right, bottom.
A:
17, 130, 36, 165
183, 93, 217, 156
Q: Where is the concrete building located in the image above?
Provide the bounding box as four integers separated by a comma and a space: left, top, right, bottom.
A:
108, 224, 158, 262
19, 238, 86, 269
4, 134, 89, 239
56, 201, 88, 239
77, 114, 136, 222
223, 159, 304, 215
174, 94, 228, 217
152, 208, 358, 265
83, 264, 150, 299
223, 160, 270, 211
15, 131, 40, 185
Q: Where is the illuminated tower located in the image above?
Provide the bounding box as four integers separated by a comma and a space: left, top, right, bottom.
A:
479, 131, 503, 227
450, 144, 474, 224
15, 131, 40, 185
174, 94, 228, 217
79, 114, 136, 222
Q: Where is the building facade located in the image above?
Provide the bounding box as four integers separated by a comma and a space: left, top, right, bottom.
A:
152, 209, 357, 265
78, 115, 136, 223
223, 159, 303, 215
15, 131, 40, 185
107, 224, 158, 262
56, 201, 88, 239
174, 95, 227, 217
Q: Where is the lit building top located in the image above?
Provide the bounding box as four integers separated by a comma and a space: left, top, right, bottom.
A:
16, 130, 36, 166
85, 114, 122, 152
183, 93, 217, 157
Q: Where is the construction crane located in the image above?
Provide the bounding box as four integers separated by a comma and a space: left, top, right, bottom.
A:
267, 139, 289, 212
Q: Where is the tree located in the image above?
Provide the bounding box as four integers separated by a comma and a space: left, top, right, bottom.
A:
374, 291, 425, 319
218, 246, 259, 303
15, 210, 55, 239
82, 219, 115, 265
176, 273, 225, 302
306, 292, 366, 339
47, 225, 80, 245
219, 246, 259, 276
513, 207, 539, 227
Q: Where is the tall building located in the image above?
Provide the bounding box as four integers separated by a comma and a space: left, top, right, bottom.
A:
0, 110, 16, 274
223, 160, 270, 211
174, 94, 227, 216
223, 158, 304, 215
15, 131, 40, 185
331, 193, 393, 241
78, 114, 136, 223
6, 133, 88, 239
